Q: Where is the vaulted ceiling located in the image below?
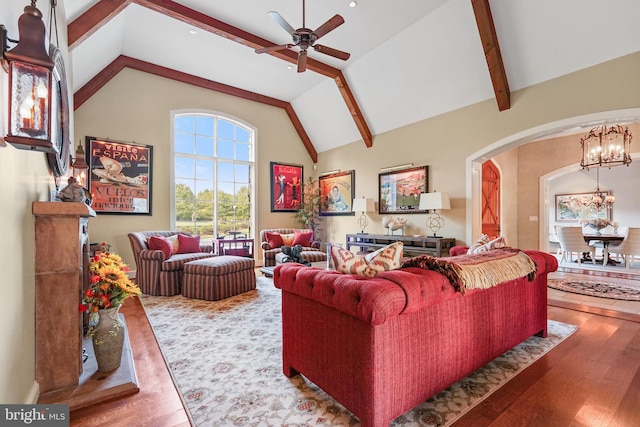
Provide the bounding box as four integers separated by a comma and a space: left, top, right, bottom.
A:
65, 0, 640, 161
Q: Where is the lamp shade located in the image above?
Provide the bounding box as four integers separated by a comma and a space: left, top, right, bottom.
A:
419, 192, 451, 210
353, 197, 375, 212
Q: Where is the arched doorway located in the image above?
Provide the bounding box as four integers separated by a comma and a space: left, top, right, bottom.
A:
466, 109, 640, 247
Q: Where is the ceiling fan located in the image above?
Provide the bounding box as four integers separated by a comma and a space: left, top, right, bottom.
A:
255, 0, 351, 72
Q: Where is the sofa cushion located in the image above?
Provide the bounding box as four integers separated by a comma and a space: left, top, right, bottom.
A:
176, 234, 201, 254
148, 236, 174, 258
331, 242, 403, 277
292, 230, 313, 247
281, 233, 295, 246
266, 232, 285, 249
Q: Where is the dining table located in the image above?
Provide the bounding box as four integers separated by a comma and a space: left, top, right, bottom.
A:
582, 234, 625, 265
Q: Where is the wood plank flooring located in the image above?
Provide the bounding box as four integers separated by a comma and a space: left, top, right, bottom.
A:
70, 271, 640, 427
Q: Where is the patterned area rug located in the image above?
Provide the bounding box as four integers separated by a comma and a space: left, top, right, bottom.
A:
548, 278, 640, 301
141, 277, 577, 427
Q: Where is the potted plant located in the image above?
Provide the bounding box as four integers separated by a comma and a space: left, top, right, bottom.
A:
296, 176, 321, 240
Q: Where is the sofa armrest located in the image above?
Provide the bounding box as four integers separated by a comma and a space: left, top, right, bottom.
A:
311, 240, 321, 250
261, 242, 271, 250
139, 249, 167, 262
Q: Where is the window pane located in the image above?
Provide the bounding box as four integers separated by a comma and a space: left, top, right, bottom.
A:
196, 116, 214, 136
196, 200, 213, 221
218, 120, 234, 140
175, 157, 194, 179
196, 159, 214, 179
236, 143, 250, 161
195, 136, 214, 156
235, 164, 249, 184
175, 115, 194, 133
236, 127, 249, 143
218, 140, 234, 159
195, 182, 214, 199
218, 161, 234, 182
175, 132, 194, 154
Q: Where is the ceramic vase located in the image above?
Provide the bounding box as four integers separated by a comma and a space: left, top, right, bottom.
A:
91, 305, 125, 373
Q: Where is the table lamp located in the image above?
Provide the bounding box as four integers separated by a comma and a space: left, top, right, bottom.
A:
419, 192, 451, 237
352, 197, 375, 234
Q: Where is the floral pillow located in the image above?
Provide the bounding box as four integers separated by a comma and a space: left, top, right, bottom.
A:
331, 242, 404, 277
281, 233, 295, 246
467, 234, 506, 254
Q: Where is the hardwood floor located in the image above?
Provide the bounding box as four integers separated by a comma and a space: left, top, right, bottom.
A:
70, 271, 640, 427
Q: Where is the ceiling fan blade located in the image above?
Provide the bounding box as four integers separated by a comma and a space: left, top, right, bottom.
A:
297, 50, 308, 73
313, 14, 345, 39
268, 11, 296, 35
255, 44, 293, 54
313, 44, 351, 61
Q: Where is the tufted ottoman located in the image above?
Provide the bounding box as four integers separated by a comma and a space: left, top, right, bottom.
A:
182, 256, 256, 301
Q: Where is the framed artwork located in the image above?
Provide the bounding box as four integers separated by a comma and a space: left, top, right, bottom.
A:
378, 165, 428, 214
555, 192, 610, 222
86, 136, 153, 214
319, 170, 355, 216
270, 162, 303, 212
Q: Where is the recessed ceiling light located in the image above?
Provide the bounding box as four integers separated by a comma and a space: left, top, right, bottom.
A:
287, 65, 293, 70
348, 1, 358, 7
188, 29, 197, 35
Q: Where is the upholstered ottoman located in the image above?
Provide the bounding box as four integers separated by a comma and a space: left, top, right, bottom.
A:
182, 256, 256, 301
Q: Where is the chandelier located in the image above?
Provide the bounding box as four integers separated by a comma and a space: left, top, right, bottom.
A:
580, 124, 632, 169
584, 167, 614, 212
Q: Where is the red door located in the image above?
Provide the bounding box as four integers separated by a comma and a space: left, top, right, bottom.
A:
482, 160, 500, 239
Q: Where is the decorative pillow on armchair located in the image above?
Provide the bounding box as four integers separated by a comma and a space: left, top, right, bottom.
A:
331, 242, 404, 277
292, 230, 313, 247
176, 234, 201, 254
265, 232, 285, 249
148, 236, 174, 258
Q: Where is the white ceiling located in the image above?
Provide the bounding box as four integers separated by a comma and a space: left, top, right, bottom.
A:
64, 0, 640, 153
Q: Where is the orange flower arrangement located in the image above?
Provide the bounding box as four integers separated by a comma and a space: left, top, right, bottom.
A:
80, 251, 141, 335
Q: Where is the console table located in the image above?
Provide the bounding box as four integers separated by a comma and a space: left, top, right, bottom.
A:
346, 234, 456, 258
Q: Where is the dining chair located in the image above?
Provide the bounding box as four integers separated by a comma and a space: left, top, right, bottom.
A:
556, 226, 596, 265
607, 227, 640, 269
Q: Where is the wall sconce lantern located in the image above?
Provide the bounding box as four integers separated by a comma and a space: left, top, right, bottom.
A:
2, 1, 56, 152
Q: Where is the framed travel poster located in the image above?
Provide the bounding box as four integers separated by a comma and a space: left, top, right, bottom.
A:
270, 162, 303, 212
378, 165, 428, 214
86, 136, 153, 214
319, 170, 355, 216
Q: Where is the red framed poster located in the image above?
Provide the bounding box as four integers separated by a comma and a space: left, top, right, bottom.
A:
270, 162, 303, 212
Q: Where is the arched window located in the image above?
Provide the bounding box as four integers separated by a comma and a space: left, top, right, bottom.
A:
171, 111, 254, 243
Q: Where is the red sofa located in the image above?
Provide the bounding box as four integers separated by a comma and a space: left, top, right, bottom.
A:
273, 249, 557, 427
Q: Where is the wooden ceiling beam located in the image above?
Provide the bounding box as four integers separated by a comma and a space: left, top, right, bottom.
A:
68, 0, 131, 49
68, 0, 373, 148
73, 55, 317, 162
471, 0, 510, 111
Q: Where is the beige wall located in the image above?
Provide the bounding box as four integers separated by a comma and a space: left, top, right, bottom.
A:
0, 0, 71, 405
2, 0, 639, 404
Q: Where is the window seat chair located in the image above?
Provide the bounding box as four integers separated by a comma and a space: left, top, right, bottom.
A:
128, 230, 215, 296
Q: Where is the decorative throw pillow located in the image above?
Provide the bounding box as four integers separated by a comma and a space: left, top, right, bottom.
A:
167, 235, 180, 252
148, 236, 174, 258
331, 242, 403, 277
281, 233, 295, 246
467, 235, 506, 254
265, 232, 284, 249
292, 230, 313, 247
176, 234, 201, 254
